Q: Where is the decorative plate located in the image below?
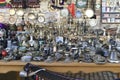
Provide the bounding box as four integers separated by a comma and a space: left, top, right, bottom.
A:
9, 9, 16, 15
75, 10, 82, 18
16, 9, 24, 16
8, 16, 17, 24
38, 15, 45, 23
89, 19, 98, 27
0, 15, 5, 23
76, 0, 87, 8
60, 8, 69, 17
28, 13, 36, 20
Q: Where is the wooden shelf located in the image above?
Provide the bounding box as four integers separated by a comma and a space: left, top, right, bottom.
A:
102, 12, 120, 14
0, 60, 120, 80
0, 60, 120, 74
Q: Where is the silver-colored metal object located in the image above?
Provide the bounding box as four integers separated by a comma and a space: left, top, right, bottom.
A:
93, 54, 106, 64
19, 69, 46, 77
108, 49, 120, 63
64, 53, 72, 63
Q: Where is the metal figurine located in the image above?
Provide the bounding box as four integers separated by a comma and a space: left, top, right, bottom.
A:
108, 47, 120, 63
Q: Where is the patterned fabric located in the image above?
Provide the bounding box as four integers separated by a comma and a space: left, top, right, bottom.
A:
0, 0, 6, 7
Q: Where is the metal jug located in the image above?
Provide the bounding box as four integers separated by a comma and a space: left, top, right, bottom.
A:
108, 49, 120, 63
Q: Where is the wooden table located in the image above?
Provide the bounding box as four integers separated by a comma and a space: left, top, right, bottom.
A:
0, 61, 120, 80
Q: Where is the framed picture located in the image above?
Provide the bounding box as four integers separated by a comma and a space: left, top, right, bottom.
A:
76, 0, 87, 8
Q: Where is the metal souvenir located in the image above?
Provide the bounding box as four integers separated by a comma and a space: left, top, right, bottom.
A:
75, 10, 82, 18
108, 49, 120, 63
82, 53, 93, 63
64, 53, 72, 63
0, 15, 5, 23
45, 56, 55, 63
76, 0, 87, 8
89, 19, 98, 27
60, 8, 69, 17
55, 52, 63, 61
38, 15, 45, 23
93, 54, 106, 64
28, 13, 36, 20
40, 0, 49, 13
21, 56, 32, 62
16, 9, 24, 16
0, 28, 6, 40
8, 16, 17, 24
9, 9, 16, 15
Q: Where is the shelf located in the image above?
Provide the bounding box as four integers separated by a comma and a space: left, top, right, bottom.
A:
102, 12, 120, 14
0, 60, 120, 73
101, 0, 120, 23
102, 22, 120, 24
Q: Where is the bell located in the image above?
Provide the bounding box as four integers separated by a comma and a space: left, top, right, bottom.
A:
108, 49, 120, 63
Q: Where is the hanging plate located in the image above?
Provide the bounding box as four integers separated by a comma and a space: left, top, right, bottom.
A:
28, 13, 36, 20
0, 15, 5, 23
16, 9, 24, 16
89, 19, 98, 27
60, 8, 69, 17
9, 9, 16, 15
9, 16, 17, 24
76, 0, 87, 8
75, 10, 82, 18
38, 15, 45, 23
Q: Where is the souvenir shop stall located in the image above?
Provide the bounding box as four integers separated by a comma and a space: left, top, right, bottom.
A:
0, 0, 120, 80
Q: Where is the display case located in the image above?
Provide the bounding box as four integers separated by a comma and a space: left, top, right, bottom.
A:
101, 0, 120, 23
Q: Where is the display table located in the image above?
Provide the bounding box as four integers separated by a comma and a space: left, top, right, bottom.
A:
0, 60, 120, 80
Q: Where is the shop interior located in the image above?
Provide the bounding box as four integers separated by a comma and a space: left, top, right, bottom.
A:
0, 0, 120, 80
